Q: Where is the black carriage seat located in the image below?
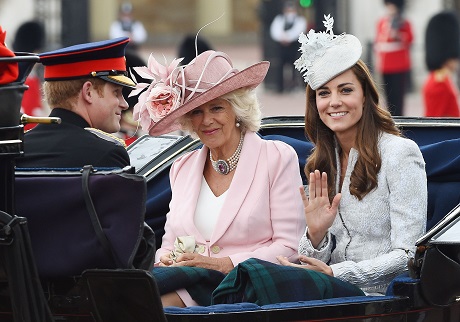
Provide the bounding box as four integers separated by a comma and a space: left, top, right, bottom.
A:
13, 166, 166, 321
0, 210, 54, 322
14, 166, 148, 278
82, 268, 167, 322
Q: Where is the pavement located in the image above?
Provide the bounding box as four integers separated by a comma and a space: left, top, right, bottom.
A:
139, 44, 424, 119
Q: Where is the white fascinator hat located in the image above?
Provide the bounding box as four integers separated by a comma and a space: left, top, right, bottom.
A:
294, 14, 362, 90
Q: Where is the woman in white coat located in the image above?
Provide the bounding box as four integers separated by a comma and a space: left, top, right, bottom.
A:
278, 15, 427, 295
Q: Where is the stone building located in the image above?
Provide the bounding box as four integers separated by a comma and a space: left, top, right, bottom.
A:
0, 0, 458, 96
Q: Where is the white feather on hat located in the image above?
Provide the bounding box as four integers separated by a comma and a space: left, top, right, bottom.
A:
294, 14, 362, 90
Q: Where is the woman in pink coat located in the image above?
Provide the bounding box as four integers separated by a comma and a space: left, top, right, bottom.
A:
131, 49, 305, 307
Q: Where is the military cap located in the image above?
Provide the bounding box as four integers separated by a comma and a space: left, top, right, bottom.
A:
39, 37, 136, 88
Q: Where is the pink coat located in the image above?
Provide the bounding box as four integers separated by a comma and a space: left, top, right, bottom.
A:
155, 131, 305, 265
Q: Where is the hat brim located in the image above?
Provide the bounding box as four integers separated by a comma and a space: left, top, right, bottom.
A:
148, 61, 270, 136
100, 74, 136, 88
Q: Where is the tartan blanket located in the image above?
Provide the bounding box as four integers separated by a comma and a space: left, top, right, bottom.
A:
152, 265, 225, 305
151, 258, 365, 306
212, 258, 365, 305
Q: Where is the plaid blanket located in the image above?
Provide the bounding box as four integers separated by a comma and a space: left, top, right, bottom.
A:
212, 258, 365, 305
152, 265, 225, 305
151, 258, 365, 306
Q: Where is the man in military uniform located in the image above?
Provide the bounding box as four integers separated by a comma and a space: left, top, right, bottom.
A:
16, 37, 136, 168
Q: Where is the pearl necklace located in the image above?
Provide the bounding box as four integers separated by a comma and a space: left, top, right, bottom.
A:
209, 133, 244, 175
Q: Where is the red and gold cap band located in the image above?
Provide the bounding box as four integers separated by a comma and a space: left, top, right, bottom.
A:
43, 57, 126, 79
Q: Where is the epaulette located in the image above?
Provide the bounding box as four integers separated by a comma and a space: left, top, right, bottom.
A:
85, 127, 127, 148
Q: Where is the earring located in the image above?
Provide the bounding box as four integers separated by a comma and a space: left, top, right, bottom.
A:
236, 119, 241, 128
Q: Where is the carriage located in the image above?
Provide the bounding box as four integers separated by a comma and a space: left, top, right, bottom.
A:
1, 55, 460, 322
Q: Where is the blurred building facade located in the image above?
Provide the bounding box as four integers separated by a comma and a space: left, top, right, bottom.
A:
2, 0, 455, 47
1, 0, 459, 93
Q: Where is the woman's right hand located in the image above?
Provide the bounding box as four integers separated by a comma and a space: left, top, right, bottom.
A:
158, 254, 174, 267
301, 170, 341, 247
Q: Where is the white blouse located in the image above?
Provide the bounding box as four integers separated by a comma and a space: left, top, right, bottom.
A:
194, 176, 227, 241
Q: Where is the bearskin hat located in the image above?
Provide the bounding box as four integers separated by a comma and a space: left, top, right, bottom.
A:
425, 11, 460, 71
12, 21, 45, 53
384, 0, 405, 11
177, 35, 213, 66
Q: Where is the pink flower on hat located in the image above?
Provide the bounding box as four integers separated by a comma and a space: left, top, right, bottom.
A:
138, 84, 181, 130
130, 53, 184, 133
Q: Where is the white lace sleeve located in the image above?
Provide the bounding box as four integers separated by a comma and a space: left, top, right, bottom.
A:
298, 227, 332, 263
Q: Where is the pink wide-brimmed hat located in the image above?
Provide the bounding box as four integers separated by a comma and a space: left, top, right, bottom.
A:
130, 50, 269, 136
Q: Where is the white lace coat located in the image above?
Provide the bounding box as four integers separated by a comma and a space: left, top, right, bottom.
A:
299, 132, 427, 294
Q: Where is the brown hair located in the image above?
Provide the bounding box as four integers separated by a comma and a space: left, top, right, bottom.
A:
43, 78, 106, 109
304, 59, 400, 201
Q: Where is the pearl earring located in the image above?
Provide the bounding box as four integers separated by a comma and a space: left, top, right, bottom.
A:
236, 120, 241, 128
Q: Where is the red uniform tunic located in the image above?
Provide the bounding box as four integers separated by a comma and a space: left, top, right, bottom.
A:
375, 16, 414, 74
21, 75, 43, 130
423, 71, 460, 117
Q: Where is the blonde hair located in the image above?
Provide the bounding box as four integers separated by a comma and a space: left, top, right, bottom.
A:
179, 87, 261, 138
43, 78, 106, 109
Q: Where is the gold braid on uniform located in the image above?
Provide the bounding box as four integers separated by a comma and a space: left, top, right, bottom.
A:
84, 127, 127, 148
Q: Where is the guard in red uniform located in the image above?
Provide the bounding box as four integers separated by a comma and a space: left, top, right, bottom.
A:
13, 21, 47, 131
422, 11, 460, 117
374, 0, 413, 116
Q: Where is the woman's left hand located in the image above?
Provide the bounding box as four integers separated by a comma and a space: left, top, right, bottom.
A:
173, 253, 234, 274
277, 255, 334, 276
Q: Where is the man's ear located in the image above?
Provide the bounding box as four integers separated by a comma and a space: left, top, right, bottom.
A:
81, 81, 94, 103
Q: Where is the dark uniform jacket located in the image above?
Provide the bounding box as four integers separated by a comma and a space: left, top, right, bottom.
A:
16, 108, 130, 168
